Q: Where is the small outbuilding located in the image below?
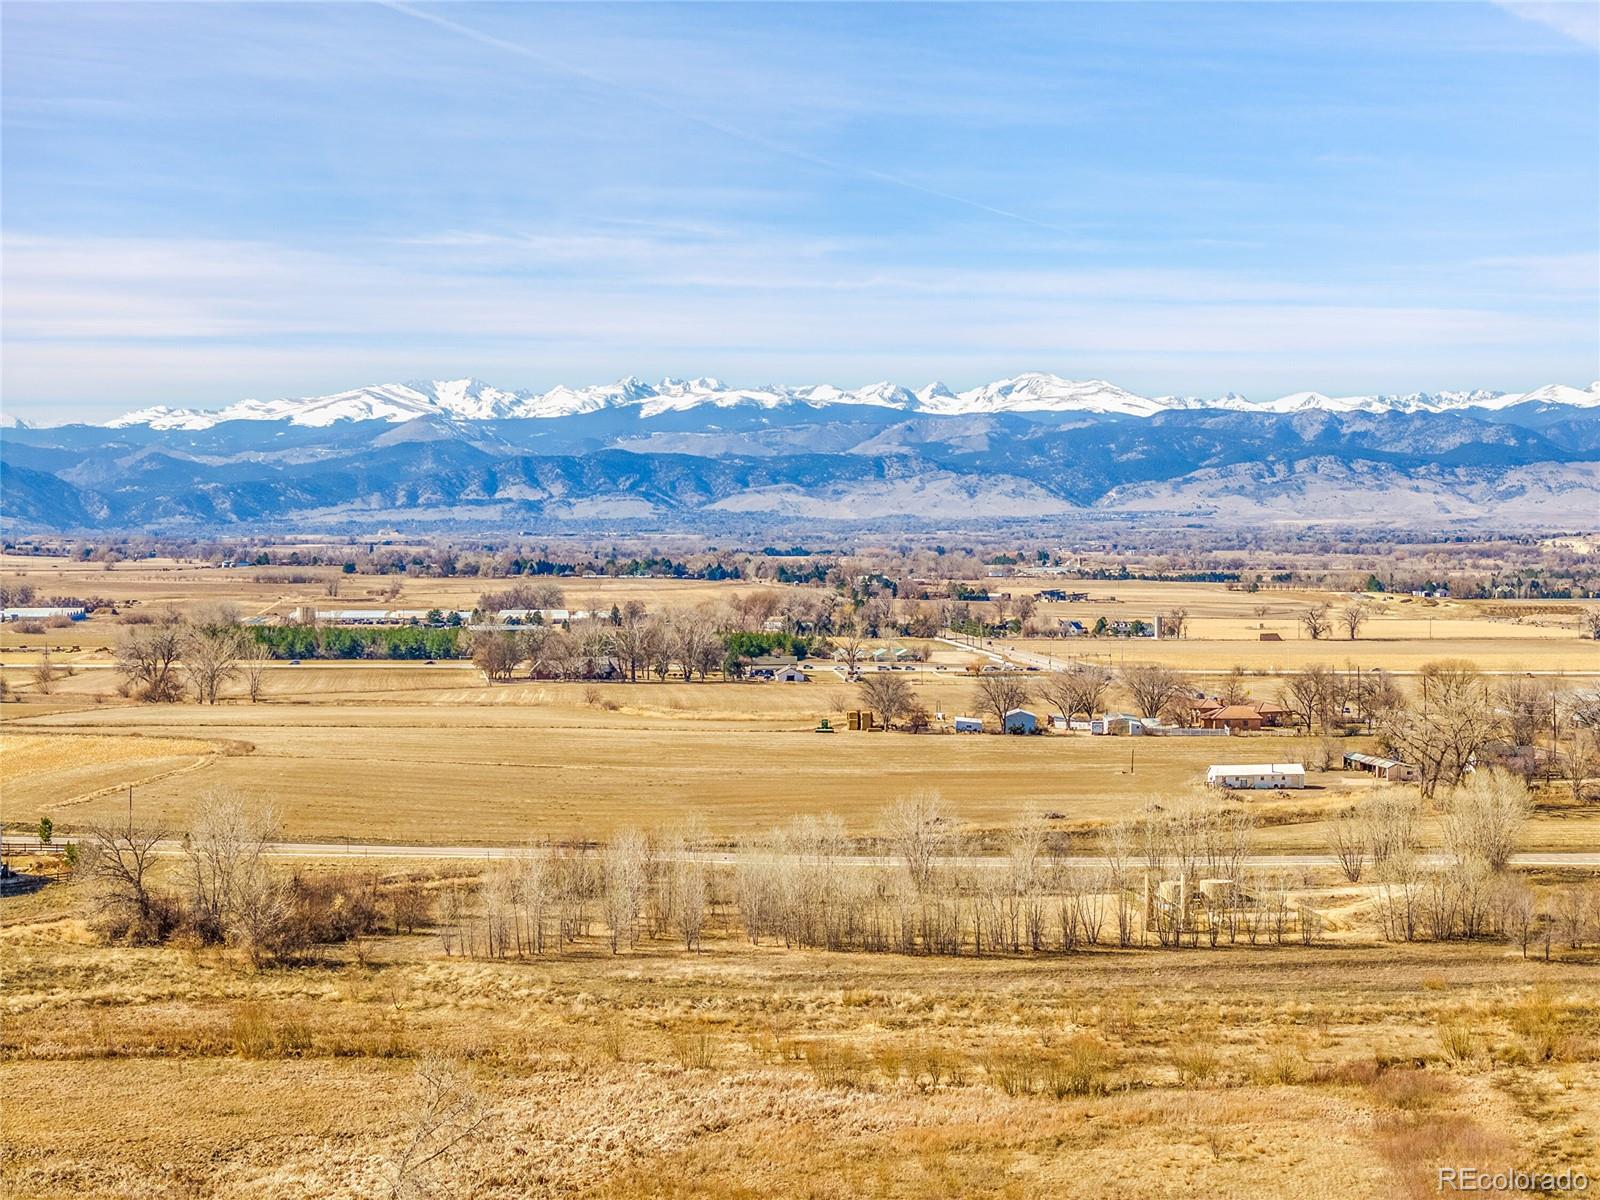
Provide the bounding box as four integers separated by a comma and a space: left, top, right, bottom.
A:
1343, 752, 1418, 782
1093, 713, 1147, 736
953, 716, 984, 733
773, 665, 808, 682
1206, 763, 1306, 790
1003, 708, 1040, 734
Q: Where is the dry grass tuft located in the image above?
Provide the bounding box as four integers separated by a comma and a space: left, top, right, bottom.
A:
230, 1001, 314, 1059
667, 1028, 717, 1072
982, 1035, 1118, 1099
1170, 1040, 1223, 1086
1368, 1067, 1455, 1112
1435, 1018, 1480, 1067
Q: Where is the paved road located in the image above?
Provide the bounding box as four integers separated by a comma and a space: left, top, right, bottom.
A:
5, 835, 1595, 871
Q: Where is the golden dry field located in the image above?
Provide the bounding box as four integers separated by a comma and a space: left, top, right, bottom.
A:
4, 688, 1599, 852
3, 566, 1598, 852
3, 875, 1598, 1200
1, 731, 221, 814
0, 692, 1345, 844
1002, 582, 1599, 676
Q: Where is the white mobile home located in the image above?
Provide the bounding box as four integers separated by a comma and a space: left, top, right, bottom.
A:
1206, 763, 1306, 790
953, 716, 984, 733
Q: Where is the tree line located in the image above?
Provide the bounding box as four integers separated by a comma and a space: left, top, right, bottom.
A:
251, 625, 464, 661
73, 772, 1600, 969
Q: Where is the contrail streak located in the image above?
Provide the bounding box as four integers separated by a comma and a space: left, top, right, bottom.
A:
378, 0, 1081, 238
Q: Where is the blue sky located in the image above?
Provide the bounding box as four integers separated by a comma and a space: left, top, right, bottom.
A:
2, 1, 1597, 422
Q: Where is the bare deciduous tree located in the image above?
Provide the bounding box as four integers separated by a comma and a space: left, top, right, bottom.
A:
673, 857, 708, 952
972, 673, 1032, 728
1098, 820, 1137, 947
1496, 675, 1554, 750
1326, 806, 1366, 882
1218, 667, 1252, 706
182, 621, 246, 704
1376, 660, 1501, 798
859, 673, 915, 729
115, 624, 185, 702
1299, 603, 1332, 641
612, 600, 650, 682
1374, 850, 1422, 942
601, 829, 650, 952
387, 1057, 494, 1200
1347, 666, 1403, 732
31, 647, 56, 695
79, 819, 172, 941
833, 626, 869, 678
1120, 664, 1181, 719
1040, 663, 1115, 723
884, 790, 948, 894
471, 630, 521, 681
1363, 793, 1420, 868
1339, 602, 1369, 640
1441, 769, 1529, 873
182, 790, 283, 958
1277, 665, 1344, 732
240, 639, 269, 702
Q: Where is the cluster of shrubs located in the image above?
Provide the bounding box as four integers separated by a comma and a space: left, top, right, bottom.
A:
77, 808, 433, 964
88, 863, 394, 962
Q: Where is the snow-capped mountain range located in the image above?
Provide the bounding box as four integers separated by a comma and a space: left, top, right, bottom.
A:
9, 369, 1598, 532
100, 374, 1600, 431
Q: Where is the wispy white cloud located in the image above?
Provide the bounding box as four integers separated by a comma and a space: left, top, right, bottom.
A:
4, 230, 1591, 419
1471, 252, 1600, 292
1493, 1, 1600, 48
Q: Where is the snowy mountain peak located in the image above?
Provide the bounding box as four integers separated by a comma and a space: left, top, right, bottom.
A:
107, 404, 215, 430
97, 376, 1600, 430
1480, 381, 1600, 411
932, 374, 1168, 417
